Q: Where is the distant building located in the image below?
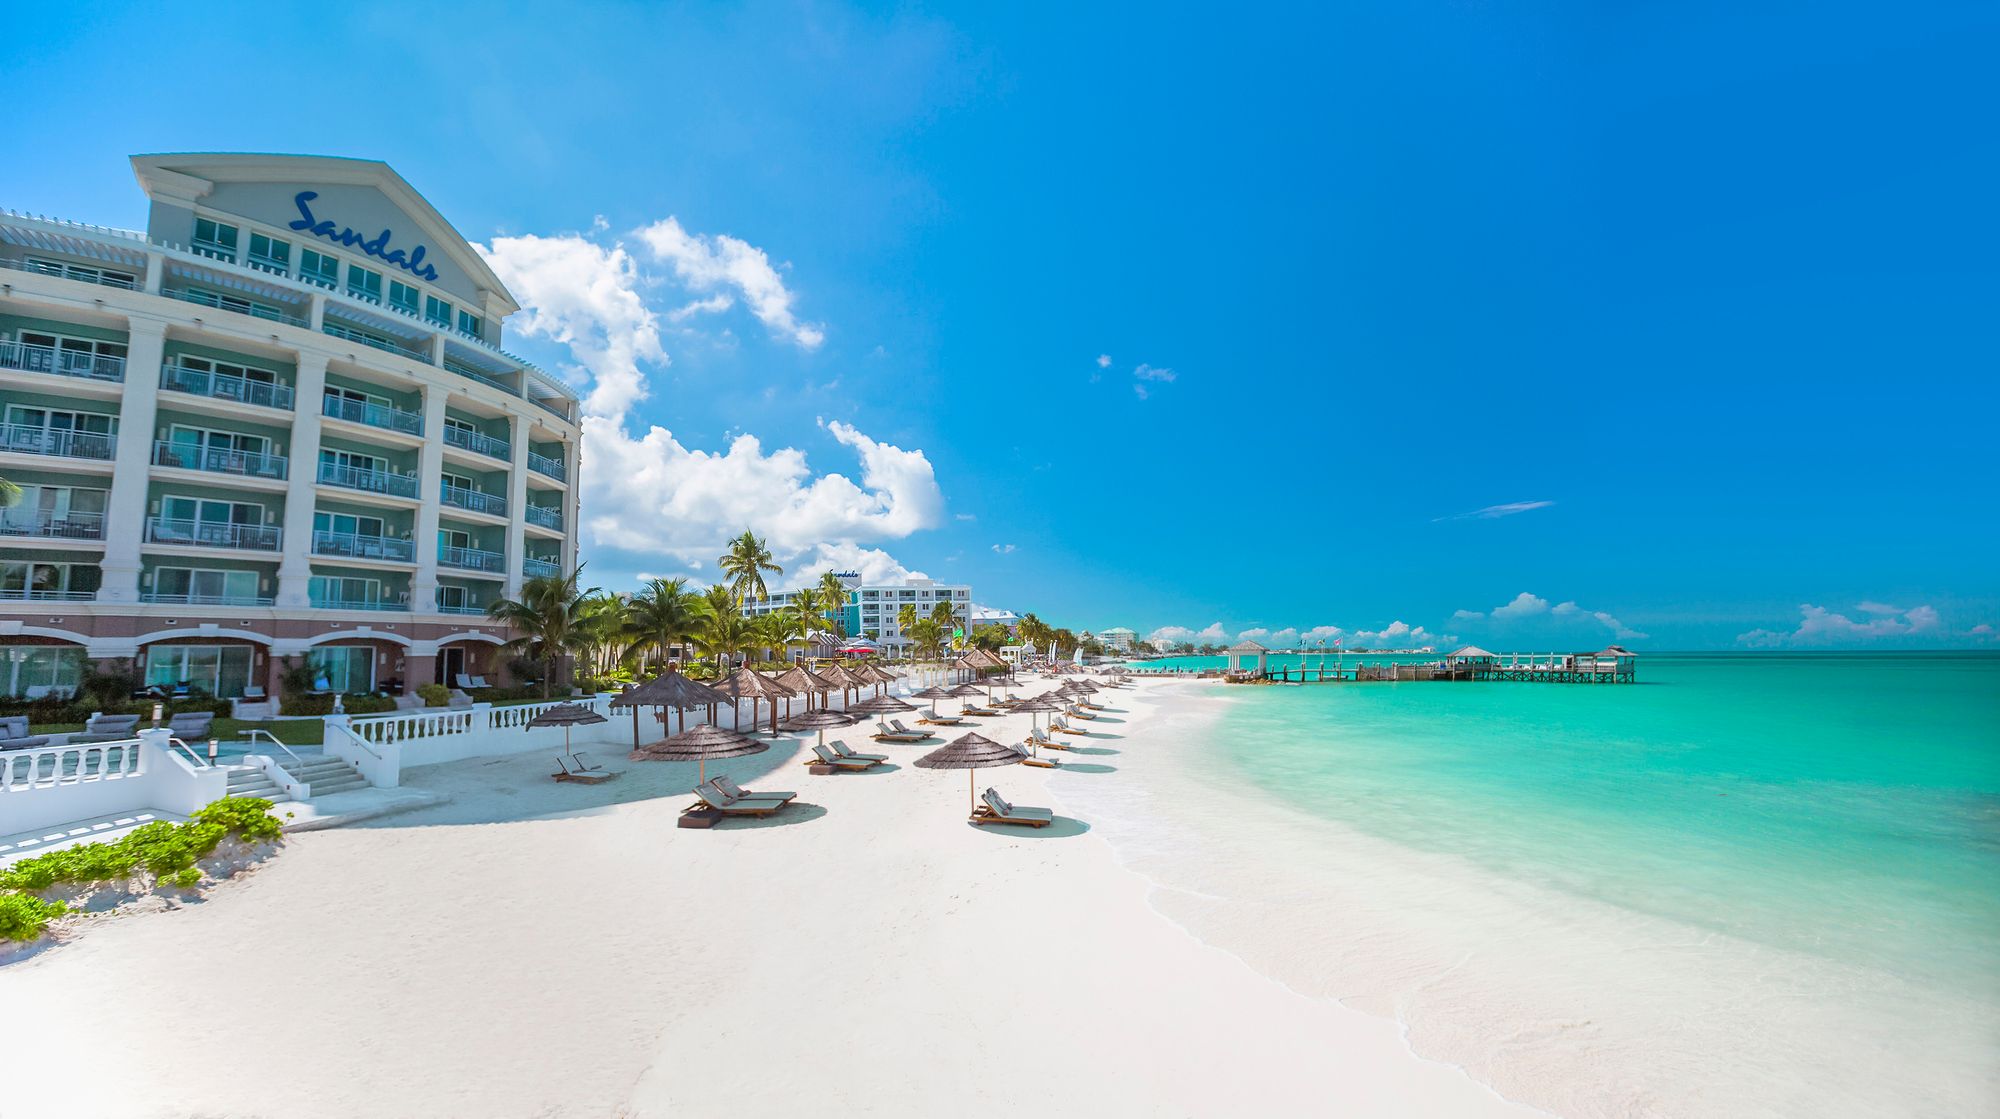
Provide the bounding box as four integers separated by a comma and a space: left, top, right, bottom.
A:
1097, 626, 1137, 653
745, 574, 971, 657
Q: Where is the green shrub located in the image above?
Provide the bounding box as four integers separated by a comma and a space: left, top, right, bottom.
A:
0, 797, 282, 902
166, 867, 203, 889
279, 694, 334, 717
339, 693, 397, 714
0, 894, 67, 941
417, 683, 450, 707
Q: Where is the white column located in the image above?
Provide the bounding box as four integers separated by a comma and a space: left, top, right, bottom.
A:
143, 251, 165, 295
409, 383, 449, 612
274, 353, 329, 607
504, 411, 529, 596
97, 320, 169, 604
562, 433, 582, 573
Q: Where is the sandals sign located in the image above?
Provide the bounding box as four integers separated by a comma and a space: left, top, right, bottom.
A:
288, 191, 442, 282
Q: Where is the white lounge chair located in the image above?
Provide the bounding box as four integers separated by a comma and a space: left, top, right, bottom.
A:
810, 743, 880, 770
973, 787, 1054, 828
830, 741, 889, 764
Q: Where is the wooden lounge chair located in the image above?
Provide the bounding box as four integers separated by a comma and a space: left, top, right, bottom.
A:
872, 721, 933, 743
553, 752, 613, 784
1018, 741, 1059, 769
917, 712, 965, 726
711, 775, 796, 806
810, 743, 880, 771
1048, 719, 1085, 737
972, 787, 1054, 828
1065, 705, 1097, 720
960, 705, 1000, 717
829, 741, 889, 764
691, 785, 787, 817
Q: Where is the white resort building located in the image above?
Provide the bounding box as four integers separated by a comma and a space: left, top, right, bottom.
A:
744, 574, 972, 657
1096, 626, 1137, 654
0, 153, 582, 701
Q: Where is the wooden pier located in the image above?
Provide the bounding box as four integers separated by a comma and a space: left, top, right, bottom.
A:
1220, 643, 1638, 685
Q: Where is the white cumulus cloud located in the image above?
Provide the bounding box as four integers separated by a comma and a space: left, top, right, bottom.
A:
479, 232, 666, 419
1490, 592, 1552, 620
636, 217, 825, 349
1738, 603, 1944, 647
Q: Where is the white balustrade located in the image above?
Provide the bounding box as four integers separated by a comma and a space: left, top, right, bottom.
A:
1, 729, 227, 835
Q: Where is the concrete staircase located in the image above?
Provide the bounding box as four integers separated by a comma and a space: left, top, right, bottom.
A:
223, 755, 370, 804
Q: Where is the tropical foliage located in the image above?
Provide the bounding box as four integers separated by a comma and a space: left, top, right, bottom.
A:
485, 567, 596, 698
719, 530, 782, 604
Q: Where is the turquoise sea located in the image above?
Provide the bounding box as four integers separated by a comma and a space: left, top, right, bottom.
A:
1138, 651, 2000, 996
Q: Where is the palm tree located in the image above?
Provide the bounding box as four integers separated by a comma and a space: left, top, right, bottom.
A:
816, 571, 850, 636
574, 592, 629, 677
0, 476, 20, 509
764, 604, 815, 663
623, 577, 704, 672
485, 567, 596, 698
698, 609, 758, 669
719, 530, 782, 605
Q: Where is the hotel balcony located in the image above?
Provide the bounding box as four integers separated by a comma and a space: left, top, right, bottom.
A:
0, 255, 138, 290
321, 318, 431, 364
309, 595, 409, 612
0, 423, 116, 461
0, 339, 125, 383
524, 505, 563, 532
526, 451, 566, 481
435, 595, 488, 616
159, 285, 310, 328
152, 440, 288, 481
522, 556, 560, 579
0, 587, 97, 602
321, 394, 424, 436
443, 425, 510, 461
316, 461, 420, 499
312, 530, 416, 563
440, 483, 506, 518
0, 511, 106, 541
160, 363, 295, 411
144, 517, 282, 552
438, 545, 505, 573
140, 591, 276, 607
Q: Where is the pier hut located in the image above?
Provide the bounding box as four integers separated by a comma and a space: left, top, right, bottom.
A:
1443, 646, 1499, 680
1225, 640, 1270, 680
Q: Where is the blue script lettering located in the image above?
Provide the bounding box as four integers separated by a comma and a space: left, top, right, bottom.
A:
289, 191, 441, 282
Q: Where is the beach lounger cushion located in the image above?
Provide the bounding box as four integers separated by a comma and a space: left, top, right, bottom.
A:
829, 741, 888, 762
713, 776, 796, 804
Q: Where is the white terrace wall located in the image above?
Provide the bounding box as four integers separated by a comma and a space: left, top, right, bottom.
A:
0, 729, 230, 836
324, 696, 623, 786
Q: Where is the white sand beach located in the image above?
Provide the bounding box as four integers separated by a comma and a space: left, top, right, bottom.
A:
0, 678, 1536, 1119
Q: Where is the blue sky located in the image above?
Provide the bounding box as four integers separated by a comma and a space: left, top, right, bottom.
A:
5, 2, 1995, 649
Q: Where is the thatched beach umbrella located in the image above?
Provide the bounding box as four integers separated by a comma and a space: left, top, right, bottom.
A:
610, 670, 725, 747
630, 720, 767, 788
847, 692, 916, 717
946, 682, 986, 716
712, 666, 799, 736
816, 661, 867, 707
781, 708, 858, 750
910, 684, 955, 720
523, 701, 608, 758
775, 664, 833, 715
1011, 691, 1063, 735
913, 732, 1028, 816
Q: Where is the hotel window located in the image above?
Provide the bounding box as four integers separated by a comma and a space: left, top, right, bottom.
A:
248, 233, 290, 275
437, 585, 473, 611
15, 331, 128, 373
389, 280, 420, 316
192, 218, 239, 262
309, 575, 385, 610
152, 567, 261, 606
299, 249, 339, 288
425, 295, 453, 328
162, 425, 274, 473
456, 310, 482, 340
0, 560, 96, 600
438, 527, 473, 552
24, 257, 137, 287
1, 644, 86, 698
320, 448, 388, 476
307, 645, 376, 693
1, 484, 106, 535
346, 264, 383, 304
144, 643, 254, 698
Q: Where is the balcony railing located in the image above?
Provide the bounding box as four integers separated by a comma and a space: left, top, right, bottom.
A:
0, 256, 139, 289
435, 599, 487, 616
316, 461, 421, 499
312, 530, 416, 562
443, 425, 510, 460
310, 597, 408, 612
0, 511, 106, 540
191, 239, 236, 263
144, 517, 282, 551
140, 592, 275, 607
438, 545, 505, 573
523, 557, 560, 579
443, 361, 515, 394
0, 339, 125, 383
160, 364, 295, 411
526, 450, 566, 481
440, 484, 507, 517
0, 588, 96, 602
152, 440, 288, 480
0, 423, 116, 461
246, 254, 289, 277
321, 394, 424, 435
321, 321, 430, 363
161, 286, 310, 328
524, 505, 563, 531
